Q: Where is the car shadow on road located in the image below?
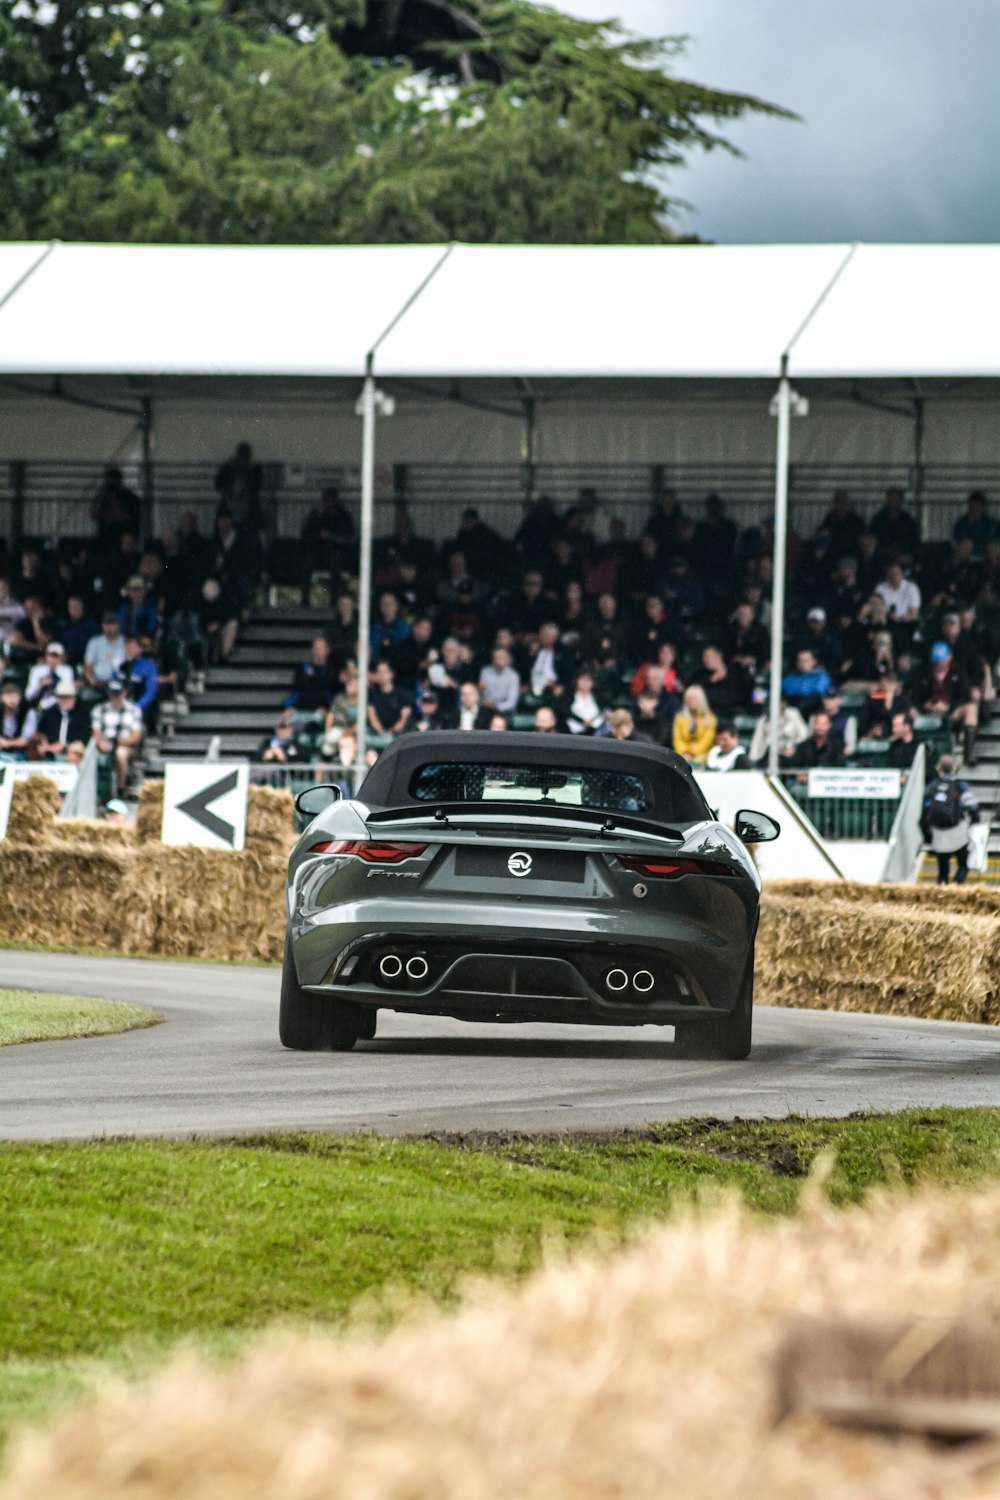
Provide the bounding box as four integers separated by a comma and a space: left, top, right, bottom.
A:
358, 1036, 794, 1062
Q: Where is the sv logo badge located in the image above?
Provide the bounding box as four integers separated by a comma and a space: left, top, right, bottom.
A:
507, 850, 533, 878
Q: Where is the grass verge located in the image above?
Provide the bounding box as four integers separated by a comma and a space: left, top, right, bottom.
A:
0, 988, 159, 1047
1, 1108, 998, 1453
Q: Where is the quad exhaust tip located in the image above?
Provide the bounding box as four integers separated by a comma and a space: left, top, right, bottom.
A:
605, 968, 630, 992
405, 955, 429, 981
633, 970, 654, 993
379, 954, 403, 980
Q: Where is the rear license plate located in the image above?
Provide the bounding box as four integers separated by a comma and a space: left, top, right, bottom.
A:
454, 846, 585, 883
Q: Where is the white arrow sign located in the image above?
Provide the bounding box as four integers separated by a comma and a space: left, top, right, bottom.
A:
162, 762, 249, 851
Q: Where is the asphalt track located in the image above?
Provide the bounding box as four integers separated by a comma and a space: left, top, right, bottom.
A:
1, 951, 998, 1140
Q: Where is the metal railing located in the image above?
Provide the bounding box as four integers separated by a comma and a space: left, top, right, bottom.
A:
780, 777, 902, 841
2, 457, 997, 551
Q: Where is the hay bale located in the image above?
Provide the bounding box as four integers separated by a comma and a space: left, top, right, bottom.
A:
768, 879, 1000, 919
136, 780, 295, 858
3, 775, 61, 844
0, 846, 127, 949
56, 819, 136, 850
4, 1187, 1000, 1500
117, 846, 285, 962
757, 895, 1000, 1024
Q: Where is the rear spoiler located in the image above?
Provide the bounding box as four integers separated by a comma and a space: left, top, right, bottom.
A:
365, 802, 687, 842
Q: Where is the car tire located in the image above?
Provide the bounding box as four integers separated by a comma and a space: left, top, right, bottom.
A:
675, 950, 753, 1061
279, 931, 370, 1051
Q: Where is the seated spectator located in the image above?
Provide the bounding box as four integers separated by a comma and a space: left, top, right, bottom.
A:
825, 556, 864, 635
875, 560, 921, 646
327, 591, 359, 663
582, 517, 626, 598
0, 678, 37, 760
373, 512, 435, 582
322, 663, 360, 753
781, 649, 832, 715
630, 594, 674, 665
435, 550, 481, 612
91, 677, 144, 796
368, 660, 411, 738
748, 700, 809, 764
528, 622, 574, 704
57, 595, 98, 666
607, 707, 645, 743
854, 531, 881, 597
793, 606, 842, 675
633, 689, 671, 746
25, 642, 75, 712
7, 592, 48, 663
705, 721, 752, 772
662, 553, 704, 625
622, 533, 666, 602
322, 726, 360, 795
122, 635, 159, 726
690, 493, 737, 584
426, 637, 472, 716
858, 672, 911, 739
887, 711, 919, 770
444, 682, 492, 732
31, 680, 90, 760
579, 591, 628, 671
84, 613, 128, 691
0, 578, 23, 652
559, 580, 589, 649
918, 641, 979, 765
544, 536, 583, 600
104, 529, 143, 600
672, 685, 716, 765
390, 614, 434, 692
395, 558, 436, 617
631, 642, 682, 701
952, 490, 995, 560
199, 577, 240, 663
479, 647, 520, 716
510, 570, 550, 640
211, 511, 256, 612
288, 635, 336, 714
565, 670, 607, 736
925, 536, 981, 613
514, 496, 560, 559
817, 687, 857, 756
940, 610, 989, 707
870, 487, 919, 561
693, 645, 753, 721
409, 689, 443, 734
299, 487, 355, 600
533, 704, 562, 734
257, 713, 303, 763
370, 591, 411, 662
725, 601, 769, 676
488, 713, 509, 732
443, 507, 503, 578
788, 711, 845, 770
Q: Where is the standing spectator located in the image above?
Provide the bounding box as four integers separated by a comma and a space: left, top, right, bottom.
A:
121, 635, 159, 725
918, 641, 979, 765
0, 678, 37, 759
90, 466, 140, 547
479, 646, 521, 715
565, 670, 607, 736
642, 488, 684, 556
705, 722, 752, 772
83, 612, 127, 691
672, 685, 717, 764
25, 642, 74, 712
91, 677, 143, 796
921, 754, 980, 885
367, 660, 411, 738
212, 511, 256, 613
870, 487, 920, 561
887, 712, 919, 770
327, 591, 359, 663
299, 487, 355, 600
214, 442, 262, 529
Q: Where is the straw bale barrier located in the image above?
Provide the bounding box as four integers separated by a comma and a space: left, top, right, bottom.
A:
135, 779, 295, 857
3, 774, 61, 843
117, 847, 286, 963
5, 1187, 1000, 1500
0, 844, 131, 950
768, 877, 1000, 918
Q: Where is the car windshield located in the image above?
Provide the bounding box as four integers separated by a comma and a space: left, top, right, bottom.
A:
409, 762, 650, 814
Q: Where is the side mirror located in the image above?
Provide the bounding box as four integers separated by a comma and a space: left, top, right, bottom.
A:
295, 784, 342, 818
734, 809, 780, 843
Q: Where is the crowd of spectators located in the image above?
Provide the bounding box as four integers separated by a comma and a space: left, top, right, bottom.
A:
0, 445, 262, 795
270, 482, 1000, 785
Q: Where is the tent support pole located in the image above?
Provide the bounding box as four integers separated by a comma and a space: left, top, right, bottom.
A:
767, 357, 791, 778
354, 355, 376, 791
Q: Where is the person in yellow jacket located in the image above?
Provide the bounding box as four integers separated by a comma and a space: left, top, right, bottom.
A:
672, 684, 717, 764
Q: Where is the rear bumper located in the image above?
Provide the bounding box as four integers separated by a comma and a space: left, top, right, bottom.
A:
291, 902, 754, 1025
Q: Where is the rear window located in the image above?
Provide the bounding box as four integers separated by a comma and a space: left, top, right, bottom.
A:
409, 762, 650, 814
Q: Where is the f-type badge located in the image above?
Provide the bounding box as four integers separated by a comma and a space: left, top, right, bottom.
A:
507, 850, 532, 877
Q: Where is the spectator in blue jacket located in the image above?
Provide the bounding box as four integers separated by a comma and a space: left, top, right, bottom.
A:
370, 591, 411, 662
122, 634, 159, 725
781, 648, 833, 715
118, 575, 160, 640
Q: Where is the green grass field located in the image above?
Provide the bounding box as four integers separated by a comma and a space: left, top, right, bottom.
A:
0, 988, 158, 1047
1, 1109, 998, 1454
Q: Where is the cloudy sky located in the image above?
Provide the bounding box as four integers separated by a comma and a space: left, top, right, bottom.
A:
554, 0, 999, 244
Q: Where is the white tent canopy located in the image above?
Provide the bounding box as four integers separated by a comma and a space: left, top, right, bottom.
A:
0, 241, 996, 381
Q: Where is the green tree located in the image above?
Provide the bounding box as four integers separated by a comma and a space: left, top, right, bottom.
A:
0, 0, 793, 243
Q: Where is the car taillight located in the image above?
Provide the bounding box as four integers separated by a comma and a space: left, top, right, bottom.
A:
307, 839, 427, 862
617, 855, 735, 879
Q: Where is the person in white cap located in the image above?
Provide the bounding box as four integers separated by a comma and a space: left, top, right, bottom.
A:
25, 641, 75, 712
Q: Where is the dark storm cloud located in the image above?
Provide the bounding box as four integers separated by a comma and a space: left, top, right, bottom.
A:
556, 0, 1000, 243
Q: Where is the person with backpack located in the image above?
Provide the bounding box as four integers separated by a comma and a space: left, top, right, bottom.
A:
921, 754, 980, 885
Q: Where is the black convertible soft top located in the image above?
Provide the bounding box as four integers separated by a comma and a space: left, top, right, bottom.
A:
358, 731, 711, 825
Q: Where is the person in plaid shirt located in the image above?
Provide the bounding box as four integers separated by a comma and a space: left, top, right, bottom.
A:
90, 677, 143, 795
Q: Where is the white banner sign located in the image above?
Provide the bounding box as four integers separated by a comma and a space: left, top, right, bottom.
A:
162, 762, 249, 851
807, 768, 901, 800
7, 762, 79, 794
0, 766, 14, 840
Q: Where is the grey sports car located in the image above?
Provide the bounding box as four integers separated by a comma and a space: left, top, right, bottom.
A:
281, 731, 778, 1058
